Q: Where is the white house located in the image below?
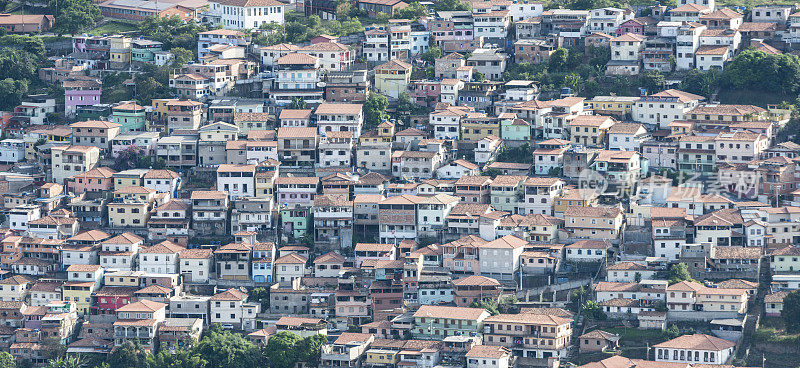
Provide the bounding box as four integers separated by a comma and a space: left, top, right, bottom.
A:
565, 240, 609, 262
0, 139, 25, 163
179, 248, 213, 284
654, 334, 734, 365
208, 0, 285, 30
632, 89, 704, 129
466, 345, 511, 368
607, 122, 649, 151
436, 159, 479, 180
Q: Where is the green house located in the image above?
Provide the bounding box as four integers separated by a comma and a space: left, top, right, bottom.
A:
131, 39, 164, 63
112, 102, 146, 132
412, 305, 490, 340
500, 116, 532, 142
281, 204, 312, 240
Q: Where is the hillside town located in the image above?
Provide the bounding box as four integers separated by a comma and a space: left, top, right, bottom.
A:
1, 0, 800, 366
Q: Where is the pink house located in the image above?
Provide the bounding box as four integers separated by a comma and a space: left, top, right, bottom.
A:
66, 166, 116, 194
409, 80, 441, 108
64, 78, 102, 117
616, 17, 656, 36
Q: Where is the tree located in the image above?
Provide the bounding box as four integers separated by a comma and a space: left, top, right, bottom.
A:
107, 341, 147, 368
46, 356, 85, 368
50, 0, 100, 35
482, 168, 503, 178
665, 324, 680, 339
146, 349, 207, 368
192, 330, 260, 368
263, 332, 302, 368
363, 93, 388, 130
170, 47, 194, 67
782, 290, 800, 333
0, 352, 15, 368
114, 146, 147, 171
666, 263, 692, 285
639, 70, 665, 93
296, 334, 327, 366
248, 287, 270, 310
634, 272, 642, 283
290, 97, 308, 110
473, 71, 485, 82
0, 48, 39, 81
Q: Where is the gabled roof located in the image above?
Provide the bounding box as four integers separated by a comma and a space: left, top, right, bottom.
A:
116, 299, 166, 312
210, 288, 247, 301
653, 333, 735, 351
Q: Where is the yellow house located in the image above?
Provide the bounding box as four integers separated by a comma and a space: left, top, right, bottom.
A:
374, 59, 412, 100
462, 116, 502, 141
568, 115, 615, 147
63, 280, 96, 314
113, 169, 149, 191
360, 121, 395, 145
686, 104, 768, 127
365, 349, 399, 366
584, 96, 639, 117
108, 35, 132, 66
107, 186, 158, 228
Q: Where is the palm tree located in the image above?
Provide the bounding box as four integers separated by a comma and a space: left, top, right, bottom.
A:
47, 356, 85, 368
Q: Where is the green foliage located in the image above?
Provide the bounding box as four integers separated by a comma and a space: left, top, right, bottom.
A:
666, 263, 693, 285
470, 299, 499, 315
255, 13, 364, 45
473, 70, 485, 82
170, 47, 194, 67
634, 272, 642, 283
146, 349, 207, 368
295, 334, 327, 366
192, 329, 260, 368
547, 167, 562, 177
482, 168, 503, 178
248, 287, 270, 310
364, 93, 389, 130
0, 35, 46, 56
139, 16, 207, 52
0, 48, 39, 81
394, 2, 428, 19
680, 68, 720, 98
107, 341, 147, 368
782, 290, 800, 333
548, 48, 569, 73
50, 0, 101, 35
639, 70, 665, 93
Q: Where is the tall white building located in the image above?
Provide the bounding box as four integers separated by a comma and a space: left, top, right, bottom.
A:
208, 0, 285, 30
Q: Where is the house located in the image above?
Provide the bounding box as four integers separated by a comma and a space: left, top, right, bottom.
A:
320, 333, 375, 368
765, 290, 790, 317
633, 89, 704, 129
654, 334, 734, 364
178, 248, 213, 284
475, 135, 503, 166
478, 235, 527, 283
191, 191, 229, 236
569, 115, 616, 147
356, 0, 408, 17
606, 262, 658, 282
374, 59, 412, 100
274, 253, 307, 286
275, 316, 327, 338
